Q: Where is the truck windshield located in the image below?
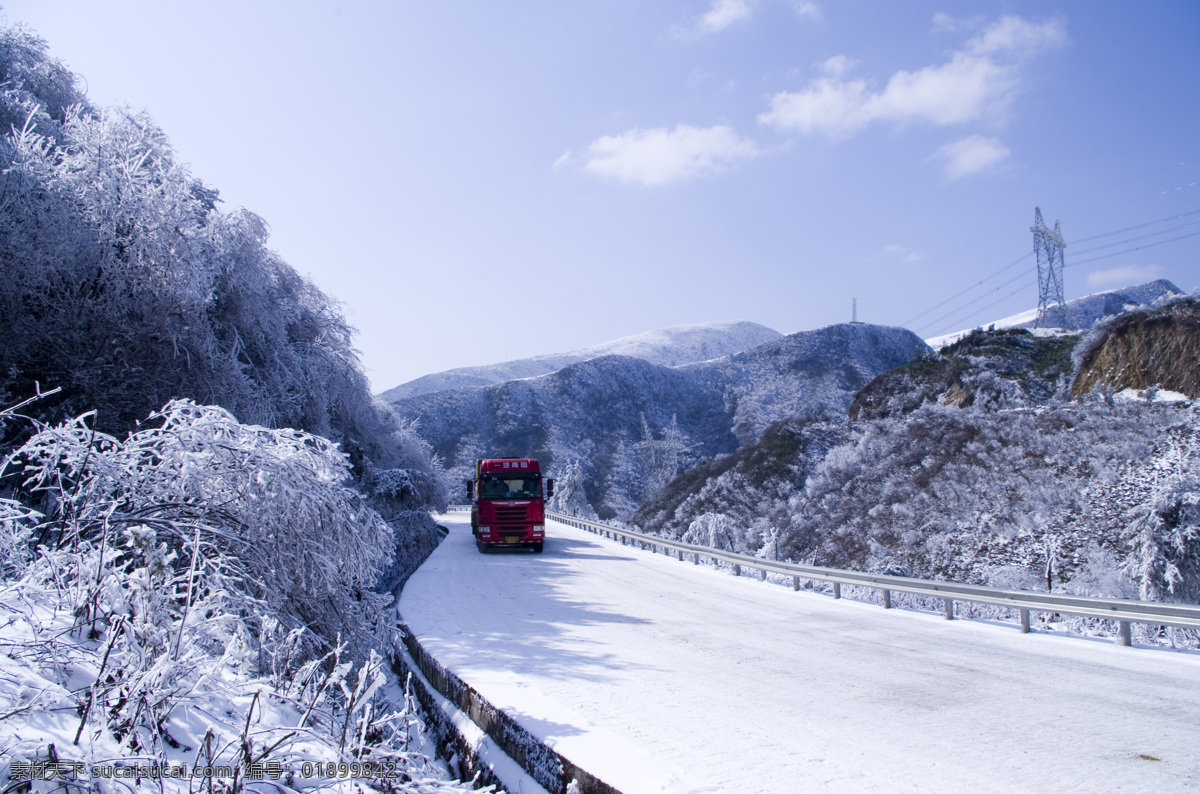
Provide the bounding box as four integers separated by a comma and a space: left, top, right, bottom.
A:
481, 477, 541, 499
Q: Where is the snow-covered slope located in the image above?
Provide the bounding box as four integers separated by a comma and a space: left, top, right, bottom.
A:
926, 279, 1184, 349
388, 323, 930, 518
379, 320, 781, 402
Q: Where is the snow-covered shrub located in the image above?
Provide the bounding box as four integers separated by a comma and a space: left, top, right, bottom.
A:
0, 399, 477, 790
0, 497, 37, 578
1060, 544, 1138, 600
5, 399, 395, 657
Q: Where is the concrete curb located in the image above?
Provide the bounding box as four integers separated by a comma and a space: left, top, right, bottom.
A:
397, 620, 622, 794
391, 644, 508, 791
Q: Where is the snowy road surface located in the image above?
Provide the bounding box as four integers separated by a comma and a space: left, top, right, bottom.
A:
399, 516, 1200, 793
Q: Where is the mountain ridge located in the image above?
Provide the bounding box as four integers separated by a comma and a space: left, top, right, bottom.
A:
926, 279, 1184, 348
379, 320, 781, 402
388, 322, 930, 518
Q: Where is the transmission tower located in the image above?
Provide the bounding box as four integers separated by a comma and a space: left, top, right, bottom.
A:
1032, 207, 1072, 329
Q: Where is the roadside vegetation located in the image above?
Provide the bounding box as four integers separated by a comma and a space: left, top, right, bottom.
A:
0, 22, 470, 790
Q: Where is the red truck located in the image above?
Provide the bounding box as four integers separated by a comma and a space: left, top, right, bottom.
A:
467, 458, 554, 553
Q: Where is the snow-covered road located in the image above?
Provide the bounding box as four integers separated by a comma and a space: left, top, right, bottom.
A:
399, 516, 1200, 793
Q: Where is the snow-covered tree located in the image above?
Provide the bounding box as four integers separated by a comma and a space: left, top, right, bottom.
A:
682, 513, 737, 552
1119, 424, 1200, 601
548, 460, 598, 520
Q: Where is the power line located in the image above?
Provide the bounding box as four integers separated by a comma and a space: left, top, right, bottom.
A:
928, 275, 1039, 339
1066, 228, 1200, 269
1065, 219, 1195, 256
1068, 220, 1200, 258
916, 266, 1038, 335
900, 250, 1031, 328
884, 159, 1198, 333
909, 205, 1199, 337
925, 228, 1198, 336
1066, 207, 1200, 246
1045, 156, 1200, 220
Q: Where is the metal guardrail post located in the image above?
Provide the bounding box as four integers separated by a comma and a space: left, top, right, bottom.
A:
1117, 621, 1132, 646
1019, 609, 1031, 633
732, 563, 741, 577
832, 582, 841, 599
943, 598, 954, 620
792, 575, 800, 591
882, 589, 892, 609
759, 569, 767, 582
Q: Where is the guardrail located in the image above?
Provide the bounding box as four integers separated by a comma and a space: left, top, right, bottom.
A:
547, 511, 1200, 647
444, 504, 472, 512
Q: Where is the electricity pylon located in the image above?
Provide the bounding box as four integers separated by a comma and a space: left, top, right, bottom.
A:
1032, 207, 1072, 329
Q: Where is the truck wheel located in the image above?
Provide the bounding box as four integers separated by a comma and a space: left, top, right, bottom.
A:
477, 541, 488, 554
533, 542, 544, 553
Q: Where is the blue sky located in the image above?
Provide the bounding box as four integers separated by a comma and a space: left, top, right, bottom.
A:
5, 1, 1198, 390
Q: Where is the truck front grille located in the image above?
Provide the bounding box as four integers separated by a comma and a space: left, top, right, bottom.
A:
495, 505, 528, 525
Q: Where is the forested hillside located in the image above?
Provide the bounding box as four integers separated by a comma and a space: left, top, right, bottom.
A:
633, 307, 1200, 644
390, 322, 930, 518
0, 23, 469, 789
0, 23, 448, 563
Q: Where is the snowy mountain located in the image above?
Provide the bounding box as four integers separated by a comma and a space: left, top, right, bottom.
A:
691, 321, 936, 444
634, 298, 1200, 629
926, 279, 1184, 348
379, 320, 781, 401
388, 323, 929, 518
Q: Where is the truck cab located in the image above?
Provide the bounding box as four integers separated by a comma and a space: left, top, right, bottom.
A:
467, 458, 554, 553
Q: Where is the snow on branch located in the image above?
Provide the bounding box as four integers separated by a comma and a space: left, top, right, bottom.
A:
0, 399, 477, 790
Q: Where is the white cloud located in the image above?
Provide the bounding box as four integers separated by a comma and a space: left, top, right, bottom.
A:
818, 54, 856, 77
678, 0, 816, 37
791, 1, 821, 20
553, 149, 574, 169
928, 135, 1011, 180
931, 12, 983, 34
759, 75, 873, 136
967, 15, 1067, 57
686, 68, 737, 95
758, 15, 1065, 136
581, 124, 759, 187
884, 243, 923, 263
696, 0, 756, 34
1086, 264, 1163, 289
